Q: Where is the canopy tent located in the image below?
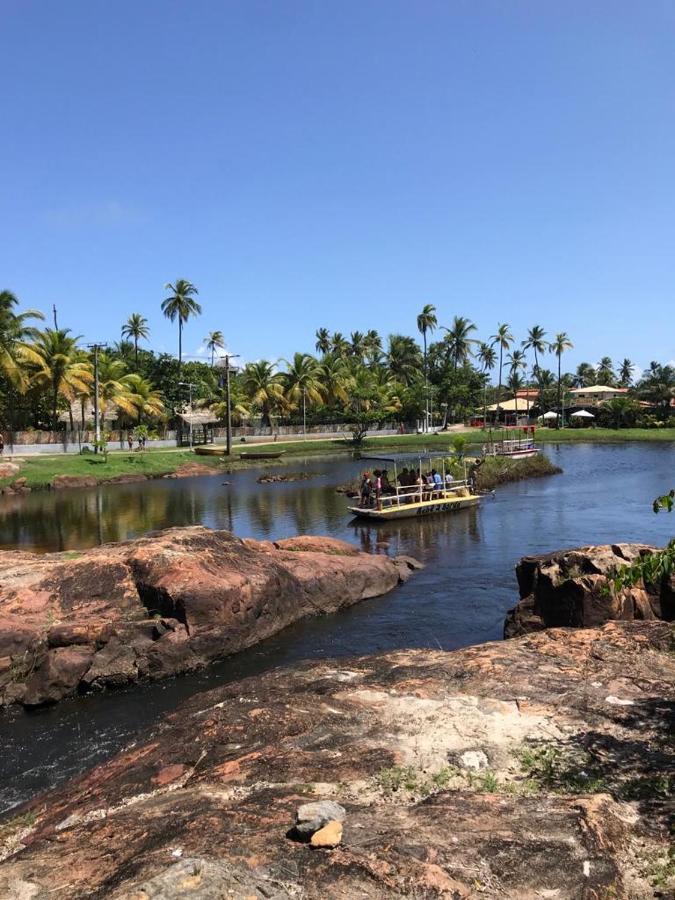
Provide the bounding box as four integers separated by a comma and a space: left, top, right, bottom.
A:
540, 411, 558, 420
570, 409, 595, 419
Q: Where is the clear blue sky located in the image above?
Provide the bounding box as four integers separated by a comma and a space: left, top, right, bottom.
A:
2, 1, 674, 373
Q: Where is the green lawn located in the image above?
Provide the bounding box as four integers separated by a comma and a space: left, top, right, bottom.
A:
2, 426, 673, 491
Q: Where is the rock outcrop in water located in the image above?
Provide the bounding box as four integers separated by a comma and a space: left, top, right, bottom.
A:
504, 543, 675, 638
0, 621, 671, 898
0, 527, 419, 708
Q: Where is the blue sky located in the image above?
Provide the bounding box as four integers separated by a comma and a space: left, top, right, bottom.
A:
2, 1, 674, 373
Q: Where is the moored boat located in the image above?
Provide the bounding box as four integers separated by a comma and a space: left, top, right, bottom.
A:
193, 445, 225, 456
483, 426, 539, 459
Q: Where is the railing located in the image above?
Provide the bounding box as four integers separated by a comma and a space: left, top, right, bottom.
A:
361, 479, 472, 511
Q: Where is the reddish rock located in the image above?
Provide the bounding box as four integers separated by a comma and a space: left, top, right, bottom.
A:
173, 462, 216, 477
103, 473, 149, 484
0, 527, 417, 707
505, 543, 673, 637
0, 621, 671, 898
0, 462, 20, 478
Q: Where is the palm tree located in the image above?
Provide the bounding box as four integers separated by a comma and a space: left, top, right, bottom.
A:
21, 328, 92, 429
349, 331, 366, 361
282, 353, 325, 412
94, 355, 139, 428
318, 354, 352, 407
205, 330, 225, 367
121, 313, 150, 368
330, 332, 349, 358
489, 323, 514, 416
386, 334, 423, 387
124, 374, 165, 423
0, 289, 44, 389
573, 362, 596, 388
596, 356, 615, 385
161, 279, 201, 375
441, 316, 477, 370
240, 360, 285, 425
363, 329, 382, 366
549, 332, 574, 427
476, 341, 496, 426
618, 358, 634, 387
416, 304, 437, 429
522, 325, 547, 382
315, 327, 331, 356
507, 369, 525, 421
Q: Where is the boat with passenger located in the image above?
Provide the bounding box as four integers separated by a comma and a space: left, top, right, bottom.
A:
348, 454, 480, 521
483, 426, 539, 460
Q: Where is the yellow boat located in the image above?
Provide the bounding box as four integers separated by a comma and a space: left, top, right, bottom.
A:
348, 454, 481, 521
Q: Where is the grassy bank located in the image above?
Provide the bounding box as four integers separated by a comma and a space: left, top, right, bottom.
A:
1, 425, 672, 492
475, 454, 563, 490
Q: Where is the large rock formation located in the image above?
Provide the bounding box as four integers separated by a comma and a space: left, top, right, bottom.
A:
505, 543, 675, 637
0, 527, 418, 708
0, 621, 671, 898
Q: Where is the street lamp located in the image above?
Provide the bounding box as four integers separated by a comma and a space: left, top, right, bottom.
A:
86, 342, 107, 452
178, 381, 196, 448
215, 354, 240, 456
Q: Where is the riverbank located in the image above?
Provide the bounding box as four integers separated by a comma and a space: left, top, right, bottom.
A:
4, 425, 667, 493
0, 528, 419, 708
1, 619, 671, 897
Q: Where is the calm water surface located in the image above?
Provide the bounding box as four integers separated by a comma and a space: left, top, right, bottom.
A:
0, 443, 673, 812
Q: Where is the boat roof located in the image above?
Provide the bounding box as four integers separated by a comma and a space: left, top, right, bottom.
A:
359, 451, 453, 464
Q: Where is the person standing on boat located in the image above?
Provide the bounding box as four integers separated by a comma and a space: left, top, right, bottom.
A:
359, 472, 372, 508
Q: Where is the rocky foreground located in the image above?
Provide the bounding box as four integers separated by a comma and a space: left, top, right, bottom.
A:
505, 543, 674, 637
0, 527, 419, 707
0, 620, 672, 898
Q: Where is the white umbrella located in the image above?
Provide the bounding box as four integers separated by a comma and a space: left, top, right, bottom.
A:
541, 411, 558, 420
570, 409, 595, 419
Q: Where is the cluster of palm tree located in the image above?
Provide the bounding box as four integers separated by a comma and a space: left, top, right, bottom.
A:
2, 281, 673, 434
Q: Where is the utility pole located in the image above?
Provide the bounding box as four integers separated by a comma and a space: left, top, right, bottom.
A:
52, 305, 59, 329
87, 343, 107, 452
220, 354, 240, 456
302, 387, 306, 439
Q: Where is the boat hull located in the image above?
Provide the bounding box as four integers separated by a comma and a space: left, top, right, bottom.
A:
494, 448, 539, 459
193, 446, 225, 456
348, 494, 480, 520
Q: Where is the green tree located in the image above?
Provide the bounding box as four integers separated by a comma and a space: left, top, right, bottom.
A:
161, 279, 201, 376
241, 360, 285, 425
0, 289, 44, 389
121, 313, 150, 368
573, 362, 595, 388
386, 334, 423, 387
315, 327, 331, 355
205, 330, 225, 367
477, 341, 497, 425
441, 316, 477, 371
596, 356, 615, 385
417, 304, 437, 428
330, 332, 349, 358
618, 358, 634, 387
489, 323, 514, 416
22, 329, 92, 429
363, 329, 382, 366
549, 332, 574, 427
522, 325, 547, 381
281, 353, 325, 411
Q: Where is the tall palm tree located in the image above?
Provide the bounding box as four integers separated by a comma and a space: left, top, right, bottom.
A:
476, 341, 497, 427
507, 369, 525, 421
124, 373, 165, 423
161, 279, 201, 375
121, 313, 150, 367
21, 329, 92, 429
330, 332, 349, 358
489, 323, 514, 416
94, 355, 139, 428
441, 316, 477, 370
349, 331, 366, 361
205, 330, 225, 367
416, 304, 437, 429
618, 358, 634, 387
0, 289, 44, 389
522, 325, 547, 382
318, 354, 352, 407
240, 360, 285, 425
315, 327, 331, 356
573, 362, 596, 388
549, 332, 574, 427
282, 353, 325, 411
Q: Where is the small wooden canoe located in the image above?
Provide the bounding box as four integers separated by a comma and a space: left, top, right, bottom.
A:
194, 446, 225, 456
238, 451, 286, 460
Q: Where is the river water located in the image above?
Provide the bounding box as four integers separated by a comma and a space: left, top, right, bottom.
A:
0, 443, 673, 813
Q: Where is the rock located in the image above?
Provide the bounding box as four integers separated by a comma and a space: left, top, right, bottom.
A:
0, 462, 20, 478
0, 621, 671, 898
103, 474, 149, 484
173, 463, 216, 478
505, 543, 672, 637
458, 749, 489, 771
0, 527, 417, 707
51, 474, 98, 490
295, 800, 346, 836
310, 820, 343, 848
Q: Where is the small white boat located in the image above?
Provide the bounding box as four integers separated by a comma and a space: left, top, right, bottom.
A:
483, 426, 539, 460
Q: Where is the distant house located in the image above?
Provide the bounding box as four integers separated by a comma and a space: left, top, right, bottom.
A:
568, 385, 629, 405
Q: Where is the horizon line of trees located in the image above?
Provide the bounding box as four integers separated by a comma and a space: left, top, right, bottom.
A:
1, 285, 673, 435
